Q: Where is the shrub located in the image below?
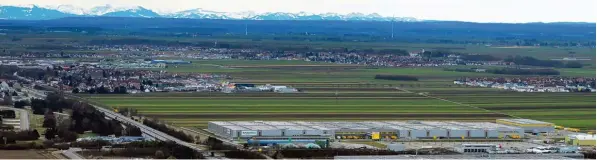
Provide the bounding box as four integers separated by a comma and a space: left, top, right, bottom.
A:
224, 150, 267, 159
487, 68, 560, 75
374, 75, 418, 81
71, 140, 109, 149
565, 61, 583, 68
43, 140, 55, 148
54, 143, 70, 150
142, 119, 193, 142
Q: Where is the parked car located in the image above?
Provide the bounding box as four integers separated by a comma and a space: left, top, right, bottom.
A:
526, 147, 550, 154
100, 146, 112, 151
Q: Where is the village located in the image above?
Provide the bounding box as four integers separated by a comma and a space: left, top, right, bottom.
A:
4, 43, 507, 68
454, 77, 596, 92
0, 59, 300, 94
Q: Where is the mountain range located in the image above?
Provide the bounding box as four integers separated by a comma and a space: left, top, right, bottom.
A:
0, 4, 418, 21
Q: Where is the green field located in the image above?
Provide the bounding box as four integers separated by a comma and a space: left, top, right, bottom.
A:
86, 90, 595, 130
5, 33, 595, 61
84, 60, 596, 130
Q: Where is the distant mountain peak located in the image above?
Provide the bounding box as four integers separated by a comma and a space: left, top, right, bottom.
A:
0, 4, 419, 21
1, 4, 37, 8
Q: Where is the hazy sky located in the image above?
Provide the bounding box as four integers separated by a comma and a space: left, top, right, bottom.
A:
1, 0, 595, 22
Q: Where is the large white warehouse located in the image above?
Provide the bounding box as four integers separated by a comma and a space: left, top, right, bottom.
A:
207, 120, 525, 140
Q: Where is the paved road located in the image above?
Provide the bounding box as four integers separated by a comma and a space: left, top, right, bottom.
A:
62, 148, 83, 159
0, 106, 29, 130
22, 85, 205, 153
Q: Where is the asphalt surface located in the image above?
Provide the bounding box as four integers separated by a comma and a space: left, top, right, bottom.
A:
22, 85, 205, 153
93, 105, 204, 152
0, 106, 29, 130
62, 148, 83, 159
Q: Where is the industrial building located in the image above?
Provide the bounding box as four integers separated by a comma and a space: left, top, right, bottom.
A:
207, 121, 525, 141
496, 119, 554, 133
565, 134, 596, 146
334, 153, 585, 159
454, 144, 499, 153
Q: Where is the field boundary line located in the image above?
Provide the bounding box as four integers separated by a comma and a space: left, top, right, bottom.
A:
395, 87, 523, 119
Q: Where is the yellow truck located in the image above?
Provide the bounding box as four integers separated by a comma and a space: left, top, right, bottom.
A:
565, 128, 581, 132
507, 134, 521, 139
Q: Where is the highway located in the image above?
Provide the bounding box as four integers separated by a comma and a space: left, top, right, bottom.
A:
62, 148, 84, 159
21, 84, 205, 153
93, 103, 203, 151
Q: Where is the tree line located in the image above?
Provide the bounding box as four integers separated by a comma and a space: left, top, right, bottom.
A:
142, 118, 194, 143
505, 56, 584, 68
28, 92, 143, 142
444, 67, 560, 75
374, 75, 419, 81
72, 140, 205, 159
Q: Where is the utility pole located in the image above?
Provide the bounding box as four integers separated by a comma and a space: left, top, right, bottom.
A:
391, 14, 395, 39
335, 90, 339, 105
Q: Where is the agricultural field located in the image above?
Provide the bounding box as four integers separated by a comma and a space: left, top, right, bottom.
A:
86, 92, 508, 128
86, 89, 595, 130
5, 32, 595, 60
84, 59, 596, 131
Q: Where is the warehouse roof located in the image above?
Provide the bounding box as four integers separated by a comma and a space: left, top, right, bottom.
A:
220, 125, 249, 130
273, 125, 317, 130
243, 125, 279, 130
358, 121, 413, 130
261, 121, 298, 126
568, 134, 596, 140
229, 121, 264, 126
320, 122, 373, 130
498, 119, 553, 125
452, 122, 521, 130
291, 121, 334, 130
421, 122, 472, 130
210, 121, 234, 126
212, 121, 524, 131
335, 153, 584, 159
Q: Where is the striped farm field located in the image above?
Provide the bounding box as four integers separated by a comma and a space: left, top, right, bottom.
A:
91, 98, 487, 113
432, 92, 596, 130
86, 90, 595, 130
86, 59, 595, 131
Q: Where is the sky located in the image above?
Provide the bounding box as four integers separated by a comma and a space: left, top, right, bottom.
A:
1, 0, 595, 23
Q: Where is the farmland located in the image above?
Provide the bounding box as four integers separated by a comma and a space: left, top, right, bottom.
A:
84, 59, 596, 130
86, 89, 595, 130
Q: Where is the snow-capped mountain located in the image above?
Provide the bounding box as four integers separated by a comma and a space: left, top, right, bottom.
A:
165, 8, 229, 19
0, 5, 75, 20
0, 4, 418, 21
43, 5, 86, 15
100, 6, 160, 18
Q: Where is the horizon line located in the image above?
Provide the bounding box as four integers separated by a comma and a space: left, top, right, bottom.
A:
1, 4, 595, 23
